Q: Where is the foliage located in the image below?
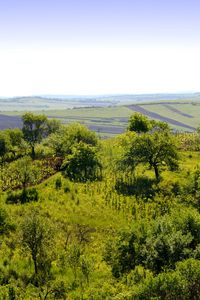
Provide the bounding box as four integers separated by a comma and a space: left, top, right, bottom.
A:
0, 118, 200, 299
21, 210, 54, 286
134, 259, 200, 299
62, 142, 102, 182
0, 207, 13, 235
6, 188, 39, 204
22, 112, 48, 159
127, 113, 151, 133
120, 130, 179, 180
104, 208, 200, 277
0, 131, 11, 162
0, 157, 56, 191
44, 122, 98, 157
127, 113, 170, 134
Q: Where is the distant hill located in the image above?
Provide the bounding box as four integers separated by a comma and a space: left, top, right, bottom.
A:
1, 93, 200, 112
0, 94, 200, 134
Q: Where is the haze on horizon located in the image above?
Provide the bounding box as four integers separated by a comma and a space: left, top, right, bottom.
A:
0, 0, 200, 97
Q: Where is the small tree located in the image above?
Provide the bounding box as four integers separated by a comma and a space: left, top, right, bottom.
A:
21, 210, 54, 286
44, 123, 98, 158
46, 118, 61, 135
127, 113, 151, 133
127, 113, 170, 134
5, 128, 25, 158
22, 113, 48, 159
122, 131, 178, 181
61, 142, 102, 182
16, 156, 35, 190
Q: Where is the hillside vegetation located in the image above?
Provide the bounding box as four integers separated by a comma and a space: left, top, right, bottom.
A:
0, 112, 200, 299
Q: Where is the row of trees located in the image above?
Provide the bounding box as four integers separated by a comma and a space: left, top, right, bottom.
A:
0, 112, 180, 184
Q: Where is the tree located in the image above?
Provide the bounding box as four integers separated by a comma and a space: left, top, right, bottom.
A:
127, 113, 151, 133
45, 123, 98, 158
15, 156, 35, 190
46, 118, 61, 136
127, 113, 170, 134
5, 128, 26, 158
104, 208, 200, 278
21, 210, 54, 286
22, 113, 48, 159
123, 131, 179, 180
61, 142, 102, 182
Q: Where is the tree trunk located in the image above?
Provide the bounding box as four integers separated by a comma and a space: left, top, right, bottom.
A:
31, 145, 35, 159
153, 164, 160, 181
33, 257, 39, 286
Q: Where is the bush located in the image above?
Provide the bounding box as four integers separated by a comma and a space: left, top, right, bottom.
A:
6, 188, 38, 204
6, 191, 21, 204
55, 177, 62, 190
21, 188, 39, 203
62, 142, 102, 182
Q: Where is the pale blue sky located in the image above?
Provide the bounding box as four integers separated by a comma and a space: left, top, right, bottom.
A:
0, 0, 200, 96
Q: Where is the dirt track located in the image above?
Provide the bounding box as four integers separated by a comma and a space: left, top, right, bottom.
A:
127, 105, 196, 131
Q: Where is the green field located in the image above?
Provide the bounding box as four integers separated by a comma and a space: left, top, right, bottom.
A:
1, 98, 200, 135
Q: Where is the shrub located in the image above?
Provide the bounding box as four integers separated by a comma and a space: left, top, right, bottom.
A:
55, 177, 62, 190
6, 188, 38, 204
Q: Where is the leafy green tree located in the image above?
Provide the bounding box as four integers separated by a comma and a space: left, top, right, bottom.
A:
134, 259, 200, 300
104, 208, 200, 278
22, 113, 48, 159
128, 113, 170, 134
62, 142, 102, 182
15, 156, 35, 191
5, 128, 26, 158
46, 118, 61, 135
44, 123, 98, 157
21, 210, 54, 286
127, 113, 151, 133
122, 131, 178, 180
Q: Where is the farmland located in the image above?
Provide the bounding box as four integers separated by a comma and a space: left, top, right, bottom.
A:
1, 95, 200, 135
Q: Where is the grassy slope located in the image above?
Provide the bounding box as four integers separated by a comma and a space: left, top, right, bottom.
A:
1, 138, 200, 298
142, 103, 200, 128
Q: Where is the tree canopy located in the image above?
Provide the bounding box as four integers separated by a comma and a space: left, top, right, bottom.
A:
121, 130, 179, 180
61, 142, 102, 182
22, 113, 48, 159
127, 113, 151, 133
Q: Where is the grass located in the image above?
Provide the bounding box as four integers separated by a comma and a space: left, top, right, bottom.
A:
1, 136, 200, 298
141, 103, 200, 128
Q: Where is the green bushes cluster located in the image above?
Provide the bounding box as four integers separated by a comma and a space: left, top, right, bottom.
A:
6, 188, 38, 204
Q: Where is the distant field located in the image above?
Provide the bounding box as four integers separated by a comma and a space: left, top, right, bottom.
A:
0, 96, 116, 111
0, 98, 200, 135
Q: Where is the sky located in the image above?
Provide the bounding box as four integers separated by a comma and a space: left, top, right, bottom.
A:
0, 0, 200, 96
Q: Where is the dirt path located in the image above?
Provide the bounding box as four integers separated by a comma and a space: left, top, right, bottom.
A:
127, 105, 196, 131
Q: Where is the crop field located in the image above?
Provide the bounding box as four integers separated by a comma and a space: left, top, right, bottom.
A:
1, 99, 200, 135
